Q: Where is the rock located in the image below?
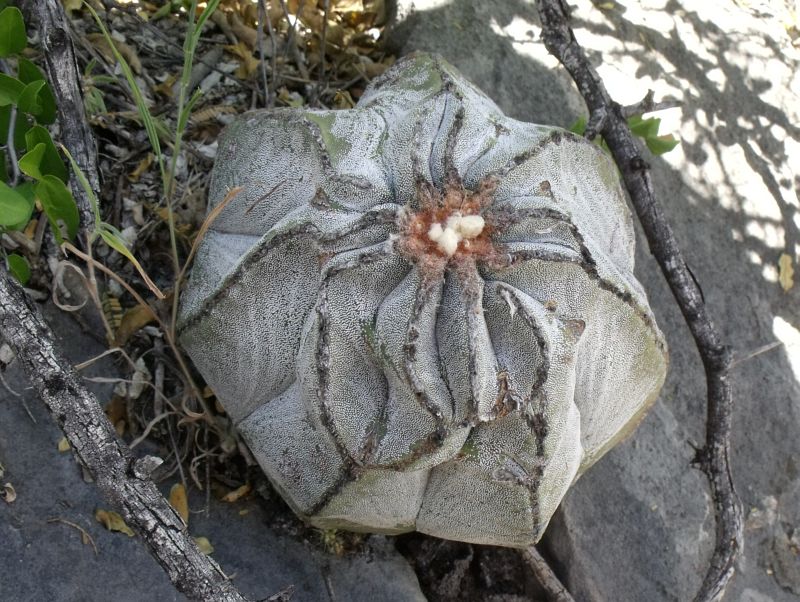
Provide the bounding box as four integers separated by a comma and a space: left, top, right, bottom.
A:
0, 304, 425, 601
386, 0, 585, 127
389, 0, 800, 600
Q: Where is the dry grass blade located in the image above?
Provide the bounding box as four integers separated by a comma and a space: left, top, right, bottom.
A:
62, 241, 158, 325
47, 518, 99, 555
62, 241, 212, 422
175, 186, 243, 299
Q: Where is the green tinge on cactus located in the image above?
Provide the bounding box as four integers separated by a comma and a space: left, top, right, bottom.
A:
177, 53, 668, 548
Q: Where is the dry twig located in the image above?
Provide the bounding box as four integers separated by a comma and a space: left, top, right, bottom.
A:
0, 269, 250, 602
521, 547, 575, 602
2, 3, 260, 600
535, 2, 743, 601
47, 517, 99, 555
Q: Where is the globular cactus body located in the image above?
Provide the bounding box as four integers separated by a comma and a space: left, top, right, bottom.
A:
178, 53, 668, 548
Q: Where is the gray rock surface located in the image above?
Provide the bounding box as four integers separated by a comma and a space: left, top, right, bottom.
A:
390, 0, 800, 600
0, 305, 425, 602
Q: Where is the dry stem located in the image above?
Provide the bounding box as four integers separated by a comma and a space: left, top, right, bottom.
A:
535, 2, 743, 600
0, 270, 250, 602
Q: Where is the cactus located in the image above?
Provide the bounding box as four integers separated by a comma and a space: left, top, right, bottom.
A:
178, 53, 668, 548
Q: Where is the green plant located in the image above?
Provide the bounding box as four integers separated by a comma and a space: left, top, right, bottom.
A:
570, 113, 680, 155
82, 59, 114, 118
1, 0, 242, 513
0, 6, 76, 284
151, 0, 199, 21
0, 4, 160, 296
85, 0, 221, 335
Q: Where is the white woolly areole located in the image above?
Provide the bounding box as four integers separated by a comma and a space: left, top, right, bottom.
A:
428, 213, 486, 256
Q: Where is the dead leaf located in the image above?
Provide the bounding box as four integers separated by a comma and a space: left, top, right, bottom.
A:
95, 509, 135, 537
57, 437, 71, 452
2, 482, 16, 504
104, 396, 128, 436
225, 41, 260, 79
333, 90, 356, 109
229, 12, 258, 49
295, 2, 325, 32
86, 33, 143, 74
154, 206, 193, 235
779, 253, 794, 292
193, 536, 214, 555
152, 74, 179, 99
114, 304, 157, 346
128, 153, 154, 183
169, 483, 190, 525
23, 218, 38, 239
278, 87, 304, 108
0, 344, 14, 365
221, 483, 252, 503
366, 0, 387, 26
128, 357, 151, 401
191, 105, 237, 125
354, 55, 391, 79
332, 0, 365, 12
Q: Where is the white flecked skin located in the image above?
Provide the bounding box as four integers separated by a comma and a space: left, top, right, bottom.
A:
177, 53, 668, 548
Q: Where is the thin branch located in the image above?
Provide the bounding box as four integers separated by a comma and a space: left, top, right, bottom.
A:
263, 0, 279, 107
20, 0, 99, 234
279, 0, 310, 82
535, 2, 743, 601
316, 0, 330, 105
621, 89, 682, 118
82, 232, 116, 345
47, 517, 99, 555
0, 269, 251, 602
521, 546, 575, 602
729, 340, 781, 368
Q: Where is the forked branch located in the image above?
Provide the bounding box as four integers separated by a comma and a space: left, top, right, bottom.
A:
535, 1, 743, 600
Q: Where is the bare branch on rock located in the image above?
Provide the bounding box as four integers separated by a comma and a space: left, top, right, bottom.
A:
535, 1, 744, 600
0, 273, 252, 602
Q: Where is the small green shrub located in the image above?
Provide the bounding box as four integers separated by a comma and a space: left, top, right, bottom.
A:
0, 6, 77, 283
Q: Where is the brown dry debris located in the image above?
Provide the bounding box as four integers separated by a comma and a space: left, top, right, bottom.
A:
4, 0, 395, 522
